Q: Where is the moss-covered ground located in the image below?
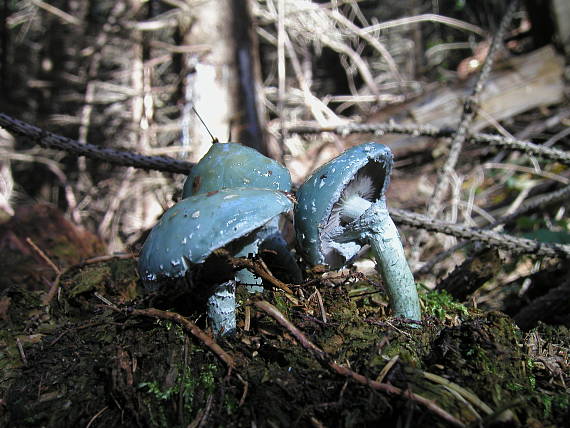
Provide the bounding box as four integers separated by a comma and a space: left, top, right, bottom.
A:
0, 252, 568, 428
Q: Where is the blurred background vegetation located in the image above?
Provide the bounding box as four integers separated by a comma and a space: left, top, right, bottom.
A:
0, 0, 569, 288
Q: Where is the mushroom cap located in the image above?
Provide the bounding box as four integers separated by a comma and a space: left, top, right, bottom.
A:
182, 143, 292, 197
294, 142, 393, 268
138, 188, 293, 287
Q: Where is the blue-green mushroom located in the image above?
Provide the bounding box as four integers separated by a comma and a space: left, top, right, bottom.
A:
294, 142, 421, 323
183, 142, 301, 289
182, 142, 292, 196
138, 188, 293, 335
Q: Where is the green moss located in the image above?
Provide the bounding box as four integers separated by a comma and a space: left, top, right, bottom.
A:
136, 329, 222, 428
2, 250, 568, 427
139, 380, 176, 401
423, 290, 469, 320
67, 266, 111, 297
542, 395, 554, 418
272, 293, 291, 318
138, 361, 217, 411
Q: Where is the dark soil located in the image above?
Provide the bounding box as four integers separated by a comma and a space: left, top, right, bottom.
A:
0, 207, 568, 428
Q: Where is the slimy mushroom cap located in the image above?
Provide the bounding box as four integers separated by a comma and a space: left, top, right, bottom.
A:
182, 143, 292, 197
138, 188, 293, 288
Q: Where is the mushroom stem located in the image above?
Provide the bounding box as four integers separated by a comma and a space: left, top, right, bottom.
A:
360, 208, 421, 322
339, 195, 421, 323
207, 280, 236, 335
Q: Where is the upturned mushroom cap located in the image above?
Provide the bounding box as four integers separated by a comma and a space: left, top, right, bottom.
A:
182, 143, 292, 197
294, 142, 393, 268
138, 188, 293, 287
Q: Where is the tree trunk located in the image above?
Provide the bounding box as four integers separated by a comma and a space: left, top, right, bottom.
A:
182, 0, 267, 162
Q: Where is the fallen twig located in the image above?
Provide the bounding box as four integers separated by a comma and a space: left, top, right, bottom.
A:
287, 123, 570, 166
391, 207, 570, 259
375, 355, 399, 383
121, 307, 235, 369
31, 0, 81, 26
254, 300, 465, 427
42, 274, 63, 306
0, 113, 193, 174
85, 407, 108, 428
25, 237, 61, 275
16, 337, 28, 366
213, 249, 295, 294
416, 183, 570, 275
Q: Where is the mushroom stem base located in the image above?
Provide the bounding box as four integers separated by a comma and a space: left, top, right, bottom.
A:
362, 210, 421, 323
207, 280, 236, 335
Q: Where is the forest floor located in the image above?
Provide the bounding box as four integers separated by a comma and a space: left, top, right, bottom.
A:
1, 1, 570, 426
0, 204, 568, 428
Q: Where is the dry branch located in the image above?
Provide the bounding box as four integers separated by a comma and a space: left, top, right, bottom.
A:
31, 0, 81, 26
2, 112, 569, 261
361, 13, 487, 38
391, 207, 570, 259
287, 121, 570, 166
416, 183, 570, 275
0, 113, 193, 174
213, 249, 295, 295
425, 0, 519, 220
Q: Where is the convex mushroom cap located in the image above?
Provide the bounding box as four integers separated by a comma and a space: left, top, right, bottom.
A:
138, 188, 294, 335
183, 143, 292, 197
138, 188, 293, 287
182, 142, 301, 287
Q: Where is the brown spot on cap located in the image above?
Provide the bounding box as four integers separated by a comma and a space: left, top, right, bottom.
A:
192, 176, 201, 194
